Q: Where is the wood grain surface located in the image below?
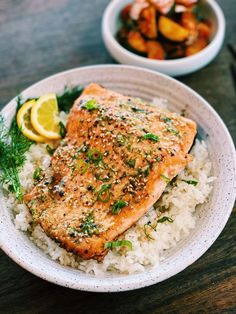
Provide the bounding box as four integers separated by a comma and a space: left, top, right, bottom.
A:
0, 1, 235, 313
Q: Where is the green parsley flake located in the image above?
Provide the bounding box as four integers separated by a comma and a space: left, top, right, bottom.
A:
160, 174, 170, 183
46, 145, 56, 155
97, 184, 112, 203
166, 126, 179, 136
58, 121, 66, 138
182, 180, 198, 186
82, 99, 99, 111
126, 159, 135, 168
77, 159, 89, 174
104, 240, 132, 250
142, 133, 160, 142
157, 216, 174, 223
88, 148, 103, 163
112, 200, 128, 214
33, 167, 42, 181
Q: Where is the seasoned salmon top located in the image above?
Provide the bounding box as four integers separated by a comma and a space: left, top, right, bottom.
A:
24, 83, 197, 260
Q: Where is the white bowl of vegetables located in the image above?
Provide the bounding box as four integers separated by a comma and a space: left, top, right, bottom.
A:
102, 0, 225, 76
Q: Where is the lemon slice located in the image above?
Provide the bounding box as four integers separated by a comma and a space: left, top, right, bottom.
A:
31, 93, 61, 140
16, 100, 47, 143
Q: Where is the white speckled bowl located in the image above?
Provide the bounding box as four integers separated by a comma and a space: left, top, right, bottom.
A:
102, 0, 225, 76
0, 65, 235, 292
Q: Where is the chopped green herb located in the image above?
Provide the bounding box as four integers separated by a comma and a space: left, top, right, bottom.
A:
82, 99, 99, 111
69, 163, 76, 174
144, 222, 156, 240
46, 145, 56, 155
97, 184, 112, 203
112, 200, 128, 214
80, 213, 98, 236
166, 126, 179, 136
58, 121, 66, 138
182, 179, 198, 186
77, 159, 89, 174
157, 216, 174, 223
160, 174, 170, 183
142, 133, 160, 142
153, 201, 159, 210
143, 167, 150, 177
88, 148, 103, 163
138, 165, 150, 177
131, 107, 145, 113
156, 156, 162, 162
104, 240, 132, 250
126, 158, 135, 168
162, 117, 172, 123
161, 116, 180, 136
33, 167, 42, 181
57, 86, 83, 112
68, 213, 98, 237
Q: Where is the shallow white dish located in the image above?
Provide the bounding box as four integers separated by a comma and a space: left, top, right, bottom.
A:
0, 65, 235, 292
102, 0, 225, 76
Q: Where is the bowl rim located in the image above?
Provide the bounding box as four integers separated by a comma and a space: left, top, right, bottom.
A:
102, 0, 226, 66
0, 64, 235, 292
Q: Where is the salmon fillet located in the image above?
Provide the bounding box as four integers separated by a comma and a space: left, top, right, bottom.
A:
24, 83, 197, 260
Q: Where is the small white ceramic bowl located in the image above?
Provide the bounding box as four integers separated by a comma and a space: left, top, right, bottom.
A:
0, 65, 235, 292
102, 0, 225, 76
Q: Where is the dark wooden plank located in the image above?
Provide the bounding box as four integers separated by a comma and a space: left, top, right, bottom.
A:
0, 0, 235, 313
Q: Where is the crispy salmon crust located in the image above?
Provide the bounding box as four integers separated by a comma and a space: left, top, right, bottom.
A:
24, 83, 197, 260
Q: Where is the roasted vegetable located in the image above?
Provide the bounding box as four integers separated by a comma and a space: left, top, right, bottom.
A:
147, 41, 165, 60
185, 37, 207, 56
163, 41, 185, 59
181, 11, 197, 30
158, 16, 189, 42
127, 31, 147, 52
197, 22, 211, 39
138, 6, 157, 39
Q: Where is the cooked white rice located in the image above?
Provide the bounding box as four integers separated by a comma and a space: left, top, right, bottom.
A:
6, 110, 214, 275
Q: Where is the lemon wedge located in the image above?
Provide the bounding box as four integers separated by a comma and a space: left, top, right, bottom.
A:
31, 93, 61, 140
16, 100, 47, 143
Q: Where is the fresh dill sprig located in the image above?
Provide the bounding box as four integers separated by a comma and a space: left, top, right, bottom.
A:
0, 96, 33, 200
57, 85, 83, 112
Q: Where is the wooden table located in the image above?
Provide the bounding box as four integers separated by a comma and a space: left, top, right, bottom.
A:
0, 1, 235, 313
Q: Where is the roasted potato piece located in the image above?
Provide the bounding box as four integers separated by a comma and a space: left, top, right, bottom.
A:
127, 31, 147, 53
197, 22, 211, 39
138, 6, 157, 39
147, 41, 165, 60
158, 16, 189, 42
185, 37, 208, 56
